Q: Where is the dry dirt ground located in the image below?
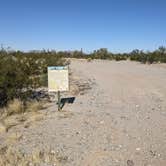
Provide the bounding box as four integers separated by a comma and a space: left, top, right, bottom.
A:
0, 59, 166, 166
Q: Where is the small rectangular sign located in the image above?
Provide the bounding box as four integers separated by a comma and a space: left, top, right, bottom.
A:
48, 66, 69, 92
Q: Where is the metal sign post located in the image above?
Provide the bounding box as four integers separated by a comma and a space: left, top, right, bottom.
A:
48, 66, 69, 111
57, 91, 61, 111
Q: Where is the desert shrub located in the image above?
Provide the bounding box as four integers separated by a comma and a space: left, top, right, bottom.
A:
114, 55, 127, 61
87, 57, 93, 62
0, 55, 31, 106
129, 47, 166, 63
39, 74, 48, 87
0, 49, 66, 107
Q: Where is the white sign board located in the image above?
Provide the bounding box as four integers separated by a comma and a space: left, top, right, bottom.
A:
48, 66, 69, 92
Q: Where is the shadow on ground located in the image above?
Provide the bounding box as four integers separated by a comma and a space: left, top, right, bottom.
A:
60, 97, 75, 109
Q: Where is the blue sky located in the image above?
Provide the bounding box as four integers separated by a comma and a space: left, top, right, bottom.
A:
0, 0, 166, 52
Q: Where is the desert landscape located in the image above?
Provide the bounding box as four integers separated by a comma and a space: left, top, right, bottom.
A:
1, 0, 166, 165
0, 59, 166, 166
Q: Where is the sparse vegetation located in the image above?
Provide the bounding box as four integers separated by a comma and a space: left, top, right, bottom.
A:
0, 48, 66, 110
0, 46, 166, 115
0, 99, 45, 119
62, 47, 166, 63
7, 99, 23, 116
0, 146, 67, 166
26, 100, 45, 112
87, 57, 93, 62
0, 102, 46, 133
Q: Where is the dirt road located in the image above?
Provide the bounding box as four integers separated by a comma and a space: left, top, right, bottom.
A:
1, 60, 166, 166
67, 60, 166, 166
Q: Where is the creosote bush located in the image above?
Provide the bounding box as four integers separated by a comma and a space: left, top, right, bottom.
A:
0, 49, 66, 108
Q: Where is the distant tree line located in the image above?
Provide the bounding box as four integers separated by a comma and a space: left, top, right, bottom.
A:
62, 46, 166, 64
57, 46, 166, 63
0, 46, 166, 107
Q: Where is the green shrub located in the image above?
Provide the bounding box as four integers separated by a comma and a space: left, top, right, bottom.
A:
87, 58, 93, 62
0, 49, 66, 107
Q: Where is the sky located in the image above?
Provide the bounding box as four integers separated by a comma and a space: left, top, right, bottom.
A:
0, 0, 166, 53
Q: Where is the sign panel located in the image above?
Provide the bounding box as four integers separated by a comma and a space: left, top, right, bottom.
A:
48, 66, 69, 92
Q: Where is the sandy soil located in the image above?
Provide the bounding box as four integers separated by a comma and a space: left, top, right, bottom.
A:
1, 59, 166, 166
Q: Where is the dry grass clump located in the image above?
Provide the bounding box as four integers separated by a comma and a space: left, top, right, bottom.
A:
25, 112, 45, 124
0, 122, 6, 133
26, 100, 45, 112
7, 99, 23, 116
0, 146, 69, 166
3, 111, 45, 132
0, 99, 46, 133
3, 99, 45, 117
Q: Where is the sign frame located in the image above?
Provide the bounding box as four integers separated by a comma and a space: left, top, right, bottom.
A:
47, 66, 69, 92
47, 65, 69, 111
